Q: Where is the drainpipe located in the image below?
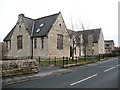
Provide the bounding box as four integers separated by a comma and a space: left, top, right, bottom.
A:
31, 21, 35, 59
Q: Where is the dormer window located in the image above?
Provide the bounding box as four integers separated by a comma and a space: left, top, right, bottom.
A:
36, 28, 40, 32
40, 23, 44, 27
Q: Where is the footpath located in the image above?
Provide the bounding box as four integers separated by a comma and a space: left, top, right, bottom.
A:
2, 57, 117, 86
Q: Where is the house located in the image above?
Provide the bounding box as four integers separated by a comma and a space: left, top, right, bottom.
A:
104, 40, 115, 54
67, 28, 105, 57
3, 12, 70, 59
114, 47, 120, 55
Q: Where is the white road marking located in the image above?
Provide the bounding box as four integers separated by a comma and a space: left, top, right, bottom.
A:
104, 67, 116, 72
70, 74, 98, 86
117, 64, 120, 67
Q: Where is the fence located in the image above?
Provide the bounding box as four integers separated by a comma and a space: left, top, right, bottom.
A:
2, 53, 118, 68
35, 54, 117, 68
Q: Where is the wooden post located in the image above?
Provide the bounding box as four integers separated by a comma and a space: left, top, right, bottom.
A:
54, 57, 56, 66
49, 57, 50, 65
66, 57, 68, 65
99, 54, 100, 61
39, 56, 40, 64
63, 56, 64, 68
76, 56, 77, 64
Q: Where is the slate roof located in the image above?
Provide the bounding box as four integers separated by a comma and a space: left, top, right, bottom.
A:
23, 17, 34, 35
4, 25, 16, 41
4, 12, 60, 41
32, 13, 59, 37
78, 28, 101, 43
67, 29, 76, 39
67, 28, 101, 44
104, 40, 114, 42
104, 40, 114, 45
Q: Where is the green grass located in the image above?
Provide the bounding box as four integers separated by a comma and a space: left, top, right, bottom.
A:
37, 57, 102, 67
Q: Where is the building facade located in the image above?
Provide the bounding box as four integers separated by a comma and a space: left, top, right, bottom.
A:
104, 40, 115, 54
3, 12, 105, 59
68, 28, 105, 57
3, 12, 70, 59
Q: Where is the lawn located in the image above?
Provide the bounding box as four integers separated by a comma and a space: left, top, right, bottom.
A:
37, 57, 103, 67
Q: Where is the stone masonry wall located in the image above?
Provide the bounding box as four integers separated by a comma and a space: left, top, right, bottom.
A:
48, 13, 70, 58
98, 30, 105, 54
1, 59, 38, 77
33, 37, 49, 58
6, 15, 32, 58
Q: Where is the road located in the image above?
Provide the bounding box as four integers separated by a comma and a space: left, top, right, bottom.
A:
3, 58, 119, 88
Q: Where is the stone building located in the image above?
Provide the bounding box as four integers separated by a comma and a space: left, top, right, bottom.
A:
3, 12, 105, 59
68, 28, 105, 57
3, 12, 70, 59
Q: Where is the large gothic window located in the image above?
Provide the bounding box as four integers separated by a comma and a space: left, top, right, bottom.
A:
17, 35, 23, 49
57, 34, 63, 50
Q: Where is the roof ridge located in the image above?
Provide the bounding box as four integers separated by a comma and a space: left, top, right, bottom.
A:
35, 12, 60, 20
83, 28, 101, 31
24, 16, 34, 20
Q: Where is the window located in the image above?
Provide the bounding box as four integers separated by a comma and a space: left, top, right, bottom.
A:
6, 41, 8, 49
36, 28, 40, 32
105, 44, 110, 47
17, 35, 23, 49
108, 50, 111, 52
40, 23, 44, 27
34, 38, 37, 49
59, 23, 62, 27
19, 25, 21, 28
57, 34, 63, 50
41, 37, 44, 49
75, 47, 76, 55
10, 40, 11, 50
19, 25, 21, 31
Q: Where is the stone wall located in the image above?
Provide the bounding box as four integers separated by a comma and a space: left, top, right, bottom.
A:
1, 59, 38, 77
98, 30, 105, 54
33, 37, 49, 57
86, 35, 93, 56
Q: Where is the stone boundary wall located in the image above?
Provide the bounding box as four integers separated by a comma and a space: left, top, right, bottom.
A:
1, 59, 38, 77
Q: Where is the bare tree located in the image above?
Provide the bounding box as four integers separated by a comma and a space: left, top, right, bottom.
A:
81, 23, 88, 60
70, 17, 76, 60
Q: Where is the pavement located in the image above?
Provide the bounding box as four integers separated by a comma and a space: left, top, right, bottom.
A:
2, 57, 118, 87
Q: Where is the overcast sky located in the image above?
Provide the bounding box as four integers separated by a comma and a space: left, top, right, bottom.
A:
0, 0, 119, 46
